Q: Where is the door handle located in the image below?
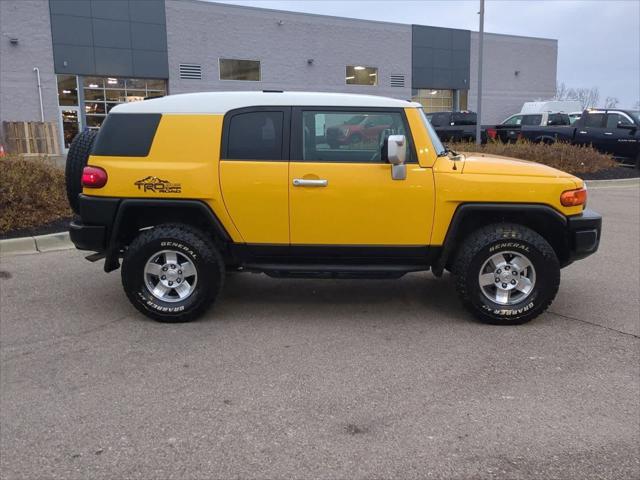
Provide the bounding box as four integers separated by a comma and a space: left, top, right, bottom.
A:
579, 131, 587, 134
603, 132, 613, 135
292, 178, 328, 187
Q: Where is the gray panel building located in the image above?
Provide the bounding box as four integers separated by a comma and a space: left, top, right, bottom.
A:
0, 0, 557, 151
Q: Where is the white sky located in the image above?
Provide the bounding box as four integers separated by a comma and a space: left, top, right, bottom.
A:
212, 0, 640, 109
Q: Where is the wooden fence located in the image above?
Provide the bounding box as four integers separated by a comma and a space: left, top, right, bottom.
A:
2, 121, 61, 155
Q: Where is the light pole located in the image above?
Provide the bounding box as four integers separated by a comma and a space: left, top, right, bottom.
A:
475, 0, 485, 144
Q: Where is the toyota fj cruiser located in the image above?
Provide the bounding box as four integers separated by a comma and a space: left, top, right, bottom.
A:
67, 91, 601, 325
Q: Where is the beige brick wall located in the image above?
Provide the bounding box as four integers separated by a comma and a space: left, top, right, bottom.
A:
469, 32, 558, 124
0, 0, 59, 129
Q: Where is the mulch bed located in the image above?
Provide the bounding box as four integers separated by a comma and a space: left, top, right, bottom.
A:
0, 216, 75, 240
579, 166, 639, 180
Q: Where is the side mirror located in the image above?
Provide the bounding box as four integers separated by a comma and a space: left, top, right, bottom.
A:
386, 134, 407, 180
618, 123, 637, 130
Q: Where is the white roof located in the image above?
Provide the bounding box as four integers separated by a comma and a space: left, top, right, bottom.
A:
111, 91, 421, 114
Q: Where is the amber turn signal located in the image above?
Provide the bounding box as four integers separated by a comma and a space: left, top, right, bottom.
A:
560, 187, 587, 207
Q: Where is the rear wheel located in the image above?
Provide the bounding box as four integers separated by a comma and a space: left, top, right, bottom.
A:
121, 224, 224, 322
452, 223, 560, 325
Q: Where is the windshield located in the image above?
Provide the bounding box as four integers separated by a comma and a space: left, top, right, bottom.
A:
630, 111, 640, 124
419, 108, 446, 156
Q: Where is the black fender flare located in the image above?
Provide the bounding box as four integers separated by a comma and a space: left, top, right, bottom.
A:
431, 203, 567, 277
104, 199, 231, 272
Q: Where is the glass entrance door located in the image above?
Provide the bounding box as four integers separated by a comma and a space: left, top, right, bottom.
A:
59, 106, 81, 151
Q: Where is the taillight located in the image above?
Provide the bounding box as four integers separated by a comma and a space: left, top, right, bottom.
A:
487, 127, 497, 140
81, 166, 108, 188
560, 187, 587, 207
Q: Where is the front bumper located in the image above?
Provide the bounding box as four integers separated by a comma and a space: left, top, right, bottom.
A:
567, 209, 602, 262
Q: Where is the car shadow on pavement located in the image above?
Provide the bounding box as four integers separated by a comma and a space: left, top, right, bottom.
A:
211, 271, 470, 325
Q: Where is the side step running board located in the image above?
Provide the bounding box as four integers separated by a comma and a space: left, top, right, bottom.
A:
242, 263, 429, 279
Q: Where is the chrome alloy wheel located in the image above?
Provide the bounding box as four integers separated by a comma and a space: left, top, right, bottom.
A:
144, 250, 198, 303
478, 251, 536, 306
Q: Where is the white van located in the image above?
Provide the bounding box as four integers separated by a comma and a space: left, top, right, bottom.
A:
520, 101, 582, 114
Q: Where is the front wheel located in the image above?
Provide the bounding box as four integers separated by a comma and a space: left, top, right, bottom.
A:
452, 223, 560, 325
121, 224, 224, 322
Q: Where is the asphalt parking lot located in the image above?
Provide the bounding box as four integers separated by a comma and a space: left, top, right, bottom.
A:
1, 183, 638, 480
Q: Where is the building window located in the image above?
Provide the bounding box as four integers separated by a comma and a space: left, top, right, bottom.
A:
219, 59, 260, 81
346, 66, 378, 86
412, 89, 454, 112
57, 75, 79, 106
459, 90, 469, 110
57, 75, 80, 149
82, 77, 167, 129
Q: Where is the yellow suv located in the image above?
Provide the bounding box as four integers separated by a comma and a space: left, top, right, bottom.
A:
66, 91, 601, 325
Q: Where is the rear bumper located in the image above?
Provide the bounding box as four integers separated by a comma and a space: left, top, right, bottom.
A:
69, 195, 120, 252
567, 209, 602, 262
69, 221, 106, 251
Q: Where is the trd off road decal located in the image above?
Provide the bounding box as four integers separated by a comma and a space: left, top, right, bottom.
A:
134, 176, 181, 193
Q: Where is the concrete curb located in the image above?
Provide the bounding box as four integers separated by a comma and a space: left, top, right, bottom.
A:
0, 231, 73, 257
0, 237, 38, 256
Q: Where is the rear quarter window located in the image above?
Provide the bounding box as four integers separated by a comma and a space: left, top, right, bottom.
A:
521, 115, 542, 126
92, 113, 161, 157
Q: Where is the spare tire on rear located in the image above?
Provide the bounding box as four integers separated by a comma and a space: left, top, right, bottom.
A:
65, 129, 98, 214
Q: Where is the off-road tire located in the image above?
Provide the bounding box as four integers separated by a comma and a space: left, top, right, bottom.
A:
452, 223, 560, 325
65, 129, 98, 214
121, 224, 224, 323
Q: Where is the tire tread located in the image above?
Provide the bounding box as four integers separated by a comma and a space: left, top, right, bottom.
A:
452, 223, 560, 325
121, 223, 224, 323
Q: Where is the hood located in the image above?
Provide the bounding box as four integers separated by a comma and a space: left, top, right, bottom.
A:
461, 153, 576, 178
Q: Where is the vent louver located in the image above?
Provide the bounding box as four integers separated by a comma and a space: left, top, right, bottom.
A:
390, 74, 405, 88
179, 64, 202, 80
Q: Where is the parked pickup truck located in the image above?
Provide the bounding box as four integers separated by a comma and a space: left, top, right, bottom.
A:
520, 109, 640, 167
424, 110, 486, 143
488, 112, 572, 143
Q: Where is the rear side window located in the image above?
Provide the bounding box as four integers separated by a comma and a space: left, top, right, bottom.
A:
226, 111, 284, 160
521, 115, 542, 126
547, 113, 570, 126
92, 113, 161, 157
452, 112, 476, 125
583, 113, 606, 128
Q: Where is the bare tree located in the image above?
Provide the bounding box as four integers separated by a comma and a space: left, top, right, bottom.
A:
604, 97, 619, 108
634, 100, 640, 110
554, 82, 570, 100
567, 87, 600, 109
